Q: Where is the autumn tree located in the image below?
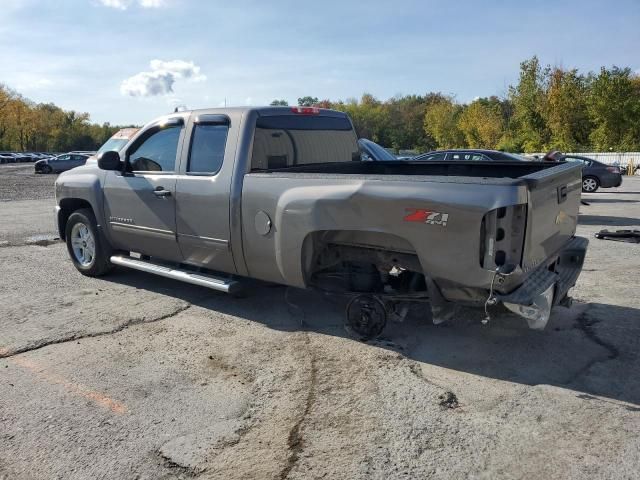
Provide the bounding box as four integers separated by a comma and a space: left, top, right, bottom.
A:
458, 96, 506, 149
0, 84, 124, 152
423, 94, 465, 148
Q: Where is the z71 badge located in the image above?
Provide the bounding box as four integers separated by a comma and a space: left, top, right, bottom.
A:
403, 208, 449, 227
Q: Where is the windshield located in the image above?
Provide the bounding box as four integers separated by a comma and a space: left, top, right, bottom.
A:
97, 137, 129, 154
251, 115, 359, 170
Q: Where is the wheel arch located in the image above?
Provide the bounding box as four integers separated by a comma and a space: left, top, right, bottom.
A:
300, 229, 424, 287
57, 198, 94, 240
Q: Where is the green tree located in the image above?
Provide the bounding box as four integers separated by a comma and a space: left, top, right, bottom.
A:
545, 68, 591, 151
509, 56, 550, 152
297, 96, 319, 106
269, 99, 288, 106
586, 66, 640, 150
458, 97, 505, 148
386, 94, 435, 152
423, 94, 465, 148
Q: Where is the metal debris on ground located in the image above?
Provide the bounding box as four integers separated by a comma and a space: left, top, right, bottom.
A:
438, 391, 460, 409
594, 229, 640, 243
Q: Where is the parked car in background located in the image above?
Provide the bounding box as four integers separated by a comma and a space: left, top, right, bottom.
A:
96, 128, 141, 155
69, 150, 97, 156
358, 138, 398, 161
0, 153, 16, 164
12, 153, 31, 162
560, 155, 623, 193
413, 149, 531, 162
34, 153, 90, 174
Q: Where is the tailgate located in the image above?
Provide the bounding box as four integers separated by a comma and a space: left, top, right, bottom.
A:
521, 162, 583, 271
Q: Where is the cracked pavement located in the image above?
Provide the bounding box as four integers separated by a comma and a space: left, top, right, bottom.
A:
1, 164, 639, 479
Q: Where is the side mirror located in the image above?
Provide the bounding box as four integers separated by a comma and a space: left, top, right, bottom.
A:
97, 151, 121, 171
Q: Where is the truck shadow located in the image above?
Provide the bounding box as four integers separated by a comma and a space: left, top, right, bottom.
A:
104, 270, 640, 408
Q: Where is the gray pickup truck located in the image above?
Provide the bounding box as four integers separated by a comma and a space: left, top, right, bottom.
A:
55, 106, 587, 338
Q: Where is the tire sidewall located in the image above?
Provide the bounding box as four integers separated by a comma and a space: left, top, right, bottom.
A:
65, 209, 111, 276
582, 176, 599, 193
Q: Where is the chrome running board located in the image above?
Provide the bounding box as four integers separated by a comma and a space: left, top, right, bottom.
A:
110, 255, 240, 294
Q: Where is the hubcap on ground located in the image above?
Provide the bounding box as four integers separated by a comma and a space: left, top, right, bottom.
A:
583, 178, 597, 192
70, 222, 95, 266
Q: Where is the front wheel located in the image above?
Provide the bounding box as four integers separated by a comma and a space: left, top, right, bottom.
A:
582, 176, 599, 193
41, 165, 52, 174
65, 208, 113, 276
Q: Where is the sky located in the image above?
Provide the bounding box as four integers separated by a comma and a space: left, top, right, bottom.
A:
1, 0, 639, 125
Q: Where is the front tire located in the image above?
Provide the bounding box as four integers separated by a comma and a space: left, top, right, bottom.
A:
65, 208, 113, 276
41, 165, 52, 174
582, 176, 599, 193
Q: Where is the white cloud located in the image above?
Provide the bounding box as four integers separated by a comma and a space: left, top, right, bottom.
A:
98, 0, 129, 9
139, 0, 165, 7
120, 59, 206, 97
98, 0, 165, 10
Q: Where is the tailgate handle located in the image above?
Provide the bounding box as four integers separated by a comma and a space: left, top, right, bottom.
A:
557, 185, 568, 204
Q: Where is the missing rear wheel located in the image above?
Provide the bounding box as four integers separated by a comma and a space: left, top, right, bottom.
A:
345, 294, 387, 340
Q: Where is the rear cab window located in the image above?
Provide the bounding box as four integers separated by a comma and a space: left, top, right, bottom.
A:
250, 114, 359, 170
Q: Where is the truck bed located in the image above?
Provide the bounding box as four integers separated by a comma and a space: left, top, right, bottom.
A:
241, 159, 583, 302
254, 159, 562, 181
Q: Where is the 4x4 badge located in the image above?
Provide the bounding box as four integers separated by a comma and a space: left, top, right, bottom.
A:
404, 208, 449, 227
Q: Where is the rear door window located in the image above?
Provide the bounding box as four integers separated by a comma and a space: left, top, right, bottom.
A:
187, 124, 229, 175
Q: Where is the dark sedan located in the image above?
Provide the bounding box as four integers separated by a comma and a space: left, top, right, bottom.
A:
560, 155, 622, 193
358, 138, 398, 161
34, 153, 90, 174
412, 149, 532, 162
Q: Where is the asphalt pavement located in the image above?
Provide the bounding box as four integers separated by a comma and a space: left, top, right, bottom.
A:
1, 164, 639, 479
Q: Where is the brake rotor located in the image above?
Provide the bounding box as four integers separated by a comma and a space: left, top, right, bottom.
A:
345, 294, 387, 340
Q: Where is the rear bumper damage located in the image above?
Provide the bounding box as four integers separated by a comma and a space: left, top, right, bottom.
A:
498, 236, 588, 329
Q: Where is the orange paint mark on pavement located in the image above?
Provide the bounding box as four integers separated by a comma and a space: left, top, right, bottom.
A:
8, 356, 127, 414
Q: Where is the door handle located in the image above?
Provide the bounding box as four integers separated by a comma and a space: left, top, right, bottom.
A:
153, 187, 171, 197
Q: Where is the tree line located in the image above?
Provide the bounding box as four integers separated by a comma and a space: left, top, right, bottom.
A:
2, 56, 639, 154
0, 84, 124, 153
274, 56, 640, 153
